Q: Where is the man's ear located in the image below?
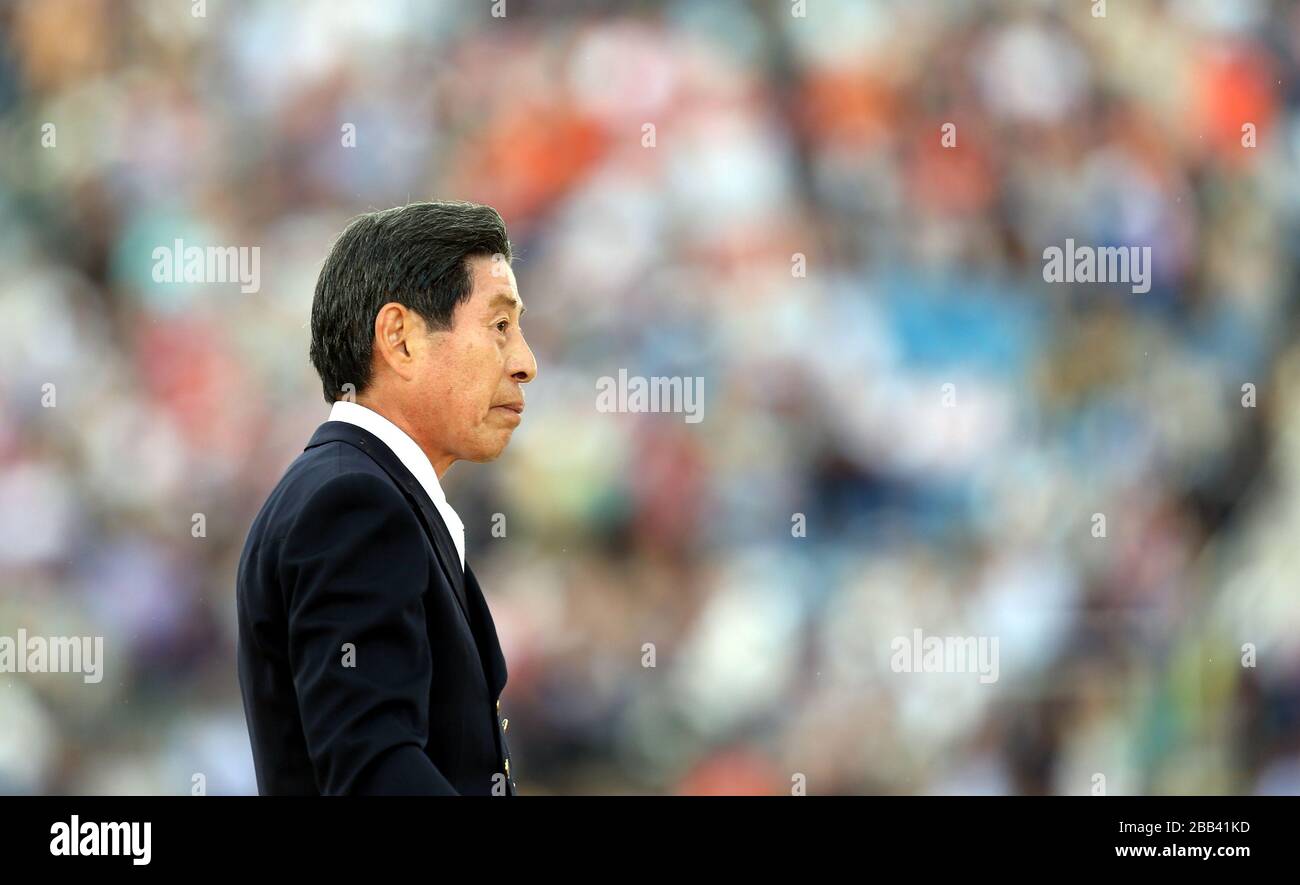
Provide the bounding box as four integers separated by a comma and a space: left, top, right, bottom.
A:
373, 302, 418, 382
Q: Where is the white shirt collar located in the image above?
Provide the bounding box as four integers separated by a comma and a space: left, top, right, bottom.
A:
327, 400, 465, 571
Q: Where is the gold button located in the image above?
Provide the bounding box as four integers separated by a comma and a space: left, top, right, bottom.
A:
504, 759, 511, 776
496, 699, 501, 714
502, 717, 509, 733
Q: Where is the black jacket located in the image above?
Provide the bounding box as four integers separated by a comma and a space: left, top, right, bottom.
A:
236, 420, 516, 795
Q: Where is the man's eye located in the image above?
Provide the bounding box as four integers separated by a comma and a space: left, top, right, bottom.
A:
496, 320, 509, 333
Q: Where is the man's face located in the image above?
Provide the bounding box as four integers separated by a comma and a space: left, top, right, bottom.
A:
408, 254, 536, 467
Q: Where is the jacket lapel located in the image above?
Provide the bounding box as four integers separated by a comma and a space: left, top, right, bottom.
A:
304, 421, 472, 631
463, 564, 507, 700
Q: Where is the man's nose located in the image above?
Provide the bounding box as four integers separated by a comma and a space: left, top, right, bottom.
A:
510, 333, 538, 383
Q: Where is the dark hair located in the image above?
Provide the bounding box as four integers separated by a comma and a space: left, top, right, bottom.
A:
309, 200, 512, 404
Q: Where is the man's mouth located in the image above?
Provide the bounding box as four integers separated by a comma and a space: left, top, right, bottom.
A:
492, 402, 524, 422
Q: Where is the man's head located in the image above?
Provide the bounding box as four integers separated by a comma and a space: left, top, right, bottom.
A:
309, 201, 537, 476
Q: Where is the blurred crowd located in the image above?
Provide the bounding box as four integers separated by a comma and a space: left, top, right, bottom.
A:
2, 0, 1299, 794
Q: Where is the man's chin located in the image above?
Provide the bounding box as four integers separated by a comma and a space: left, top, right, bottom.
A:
464, 436, 512, 463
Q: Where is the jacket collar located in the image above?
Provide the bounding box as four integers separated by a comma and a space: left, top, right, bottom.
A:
325, 400, 465, 570
305, 421, 471, 627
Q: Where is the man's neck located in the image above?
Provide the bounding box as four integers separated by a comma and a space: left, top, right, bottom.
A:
350, 395, 455, 480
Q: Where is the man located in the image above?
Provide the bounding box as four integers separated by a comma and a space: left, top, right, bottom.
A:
236, 201, 537, 795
